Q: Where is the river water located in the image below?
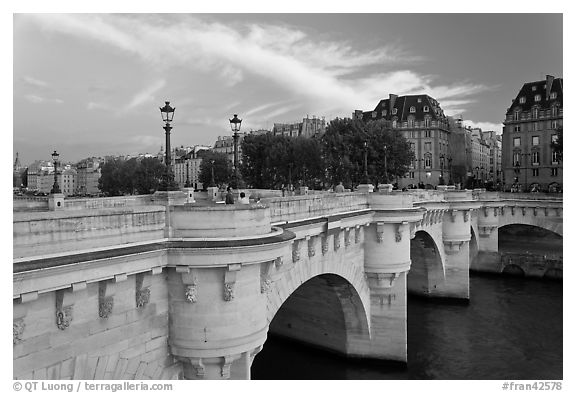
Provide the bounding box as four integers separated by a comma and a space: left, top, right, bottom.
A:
251, 274, 562, 380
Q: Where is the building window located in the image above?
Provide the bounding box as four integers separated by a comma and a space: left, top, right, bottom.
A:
417, 98, 422, 103
551, 168, 558, 177
532, 107, 539, 119
423, 106, 429, 112
552, 150, 560, 164
514, 125, 521, 133
519, 96, 526, 104
532, 86, 537, 91
551, 105, 558, 117
552, 120, 559, 129
410, 172, 415, 179
425, 155, 432, 168
532, 151, 540, 165
534, 94, 541, 102
513, 137, 521, 147
513, 111, 520, 121
425, 130, 432, 138
410, 106, 416, 113
532, 136, 540, 146
550, 92, 557, 100
532, 168, 539, 177
408, 117, 415, 127
392, 108, 397, 115
424, 117, 431, 127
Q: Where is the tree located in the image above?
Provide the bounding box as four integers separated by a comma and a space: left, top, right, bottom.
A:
321, 118, 414, 188
134, 157, 165, 194
98, 157, 169, 196
198, 151, 233, 189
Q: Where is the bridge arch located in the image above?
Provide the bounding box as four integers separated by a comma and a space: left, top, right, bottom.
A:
264, 257, 371, 358
498, 214, 562, 237
408, 230, 445, 296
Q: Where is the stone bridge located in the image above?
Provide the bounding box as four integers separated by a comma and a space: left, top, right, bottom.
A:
12, 190, 562, 380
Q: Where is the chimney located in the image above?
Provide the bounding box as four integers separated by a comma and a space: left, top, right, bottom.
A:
545, 74, 554, 100
389, 94, 398, 112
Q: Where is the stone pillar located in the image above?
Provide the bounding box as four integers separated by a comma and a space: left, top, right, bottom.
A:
439, 208, 472, 299
48, 193, 65, 211
357, 218, 413, 362
473, 205, 501, 272
207, 186, 219, 202
357, 183, 374, 193
168, 264, 267, 380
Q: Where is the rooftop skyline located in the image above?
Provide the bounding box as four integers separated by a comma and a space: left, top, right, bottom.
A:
14, 13, 562, 165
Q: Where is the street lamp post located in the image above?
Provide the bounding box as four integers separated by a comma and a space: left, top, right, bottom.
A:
382, 145, 389, 184
229, 114, 242, 188
159, 101, 177, 191
447, 156, 453, 185
288, 162, 293, 192
439, 154, 445, 184
185, 160, 190, 188
210, 159, 216, 187
363, 141, 369, 183
475, 166, 480, 188
416, 158, 424, 185
50, 150, 61, 194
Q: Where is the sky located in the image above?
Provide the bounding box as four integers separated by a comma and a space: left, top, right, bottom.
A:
13, 13, 563, 165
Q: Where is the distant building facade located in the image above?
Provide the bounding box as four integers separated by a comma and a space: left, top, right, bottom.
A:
272, 116, 326, 138
355, 94, 450, 188
502, 75, 563, 192
173, 145, 211, 190
213, 130, 270, 164
76, 158, 102, 196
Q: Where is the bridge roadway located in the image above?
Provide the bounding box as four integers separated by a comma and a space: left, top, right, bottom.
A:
12, 189, 562, 380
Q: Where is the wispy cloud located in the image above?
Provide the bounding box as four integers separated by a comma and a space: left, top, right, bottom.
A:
27, 14, 491, 119
24, 94, 63, 104
124, 80, 166, 112
21, 76, 50, 89
86, 101, 109, 111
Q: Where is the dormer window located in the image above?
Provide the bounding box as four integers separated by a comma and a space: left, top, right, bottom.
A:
423, 106, 429, 112
410, 106, 416, 113
532, 86, 537, 91
519, 96, 526, 104
534, 94, 541, 102
417, 98, 422, 103
392, 108, 397, 115
532, 107, 539, 119
550, 92, 557, 99
513, 111, 520, 121
372, 111, 377, 118
383, 110, 387, 116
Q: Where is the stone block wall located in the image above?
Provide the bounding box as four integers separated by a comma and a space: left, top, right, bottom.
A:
13, 207, 166, 258
13, 273, 180, 380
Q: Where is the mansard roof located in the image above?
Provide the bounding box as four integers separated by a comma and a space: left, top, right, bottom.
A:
361, 94, 447, 122
506, 77, 563, 115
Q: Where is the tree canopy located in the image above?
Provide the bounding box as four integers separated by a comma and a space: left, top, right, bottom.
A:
321, 118, 414, 188
197, 151, 233, 189
98, 157, 166, 196
240, 133, 324, 189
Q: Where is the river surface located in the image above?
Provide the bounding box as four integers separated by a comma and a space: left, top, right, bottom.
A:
251, 274, 562, 380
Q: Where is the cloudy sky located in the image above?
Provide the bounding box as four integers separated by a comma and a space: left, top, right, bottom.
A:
13, 13, 562, 165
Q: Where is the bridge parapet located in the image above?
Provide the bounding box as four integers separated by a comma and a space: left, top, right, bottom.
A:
13, 206, 167, 259
265, 193, 369, 224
